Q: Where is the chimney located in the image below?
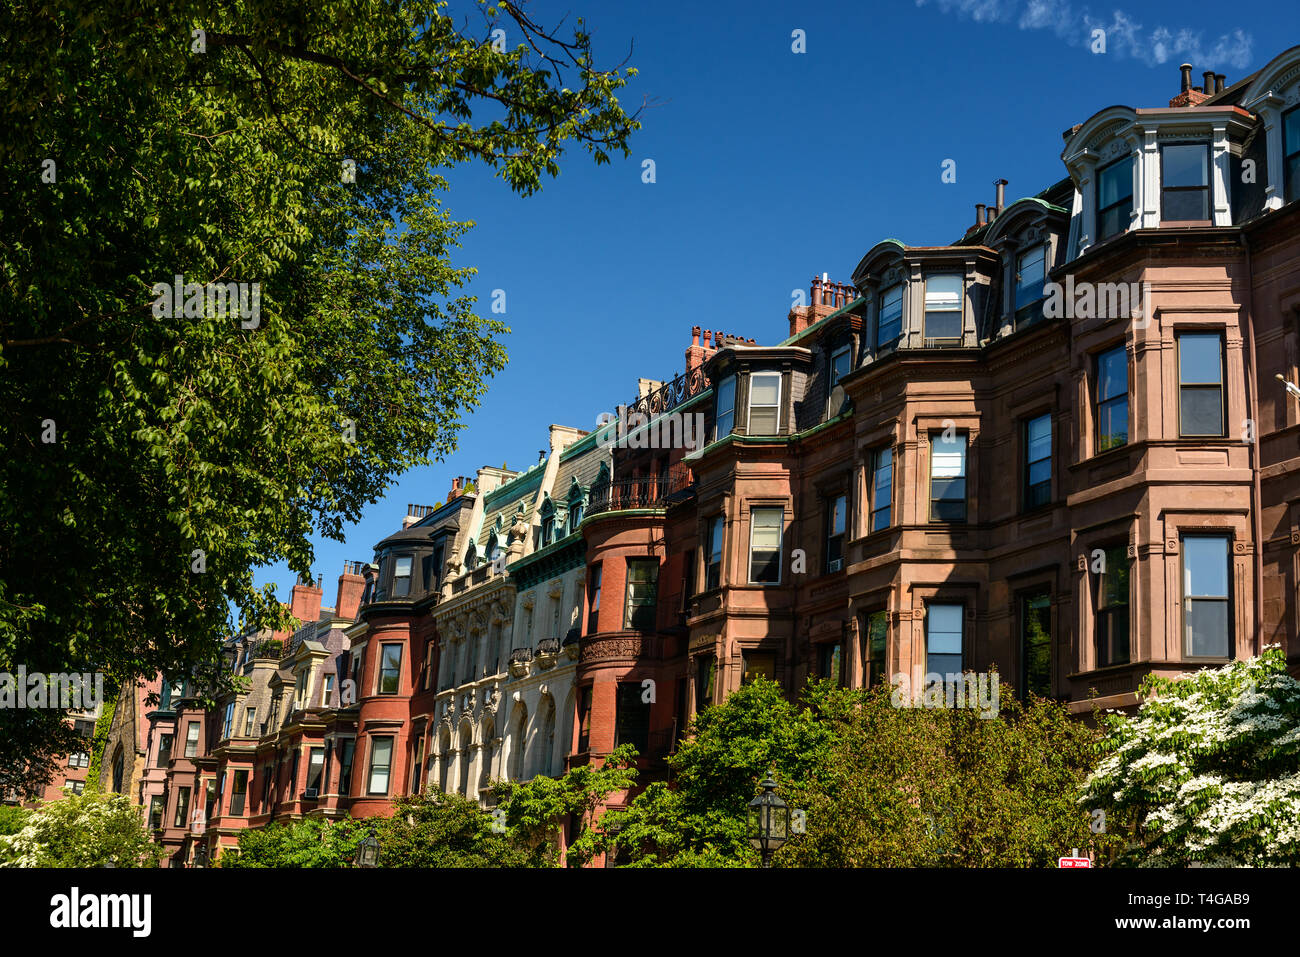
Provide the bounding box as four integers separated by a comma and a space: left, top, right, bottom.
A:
336, 560, 367, 621
686, 324, 720, 375
975, 203, 986, 227
1170, 64, 1210, 107
1180, 63, 1192, 92
289, 573, 323, 625
994, 178, 1007, 217
1203, 71, 1216, 97
1215, 73, 1225, 94
448, 476, 462, 500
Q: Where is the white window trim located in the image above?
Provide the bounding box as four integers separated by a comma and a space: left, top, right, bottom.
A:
746, 372, 782, 434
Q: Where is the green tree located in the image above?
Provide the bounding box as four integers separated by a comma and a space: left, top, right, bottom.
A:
219, 815, 366, 868
0, 0, 640, 789
0, 791, 163, 867
1080, 646, 1300, 866
376, 789, 537, 867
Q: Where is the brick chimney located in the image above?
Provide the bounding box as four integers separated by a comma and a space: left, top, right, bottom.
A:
1169, 63, 1210, 107
289, 572, 323, 625
685, 326, 720, 375
790, 274, 857, 337
335, 561, 367, 621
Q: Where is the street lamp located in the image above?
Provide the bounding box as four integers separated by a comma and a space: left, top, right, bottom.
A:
1276, 374, 1300, 399
748, 772, 790, 868
353, 828, 381, 868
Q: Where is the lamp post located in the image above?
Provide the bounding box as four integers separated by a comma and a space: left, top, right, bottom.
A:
353, 828, 381, 868
1276, 373, 1300, 400
748, 772, 791, 868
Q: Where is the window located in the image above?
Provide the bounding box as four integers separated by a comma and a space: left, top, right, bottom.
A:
184, 721, 200, 758
623, 559, 659, 631
742, 651, 775, 684
587, 564, 602, 633
68, 751, 89, 769
1023, 414, 1052, 510
410, 735, 425, 794
148, 795, 164, 829
1021, 591, 1051, 698
614, 682, 650, 754
1014, 245, 1047, 327
695, 655, 716, 710
569, 499, 583, 535
817, 643, 842, 686
830, 345, 851, 384
748, 507, 783, 583
870, 446, 893, 532
925, 604, 963, 677
65, 779, 85, 795
1161, 143, 1211, 221
378, 644, 402, 695
305, 748, 325, 794
221, 702, 234, 739
877, 284, 903, 347
865, 611, 888, 687
242, 707, 257, 737
1096, 545, 1130, 666
1286, 105, 1300, 205
367, 737, 393, 795
1183, 536, 1230, 658
825, 494, 846, 572
576, 686, 592, 753
322, 674, 335, 707
1096, 346, 1129, 452
747, 372, 781, 434
391, 555, 413, 597
541, 512, 554, 546
230, 770, 247, 816
923, 275, 963, 342
157, 733, 173, 767
929, 432, 967, 522
173, 786, 190, 828
705, 516, 724, 590
715, 375, 736, 439
1097, 155, 1133, 241
1178, 333, 1224, 436
339, 739, 355, 794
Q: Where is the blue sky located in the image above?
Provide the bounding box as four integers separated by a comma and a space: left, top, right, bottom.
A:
255, 0, 1291, 608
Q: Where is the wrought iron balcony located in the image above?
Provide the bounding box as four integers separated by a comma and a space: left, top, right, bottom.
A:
611, 367, 711, 421
588, 464, 695, 516
535, 639, 560, 656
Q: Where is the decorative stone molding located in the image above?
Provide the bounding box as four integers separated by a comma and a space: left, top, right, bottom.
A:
581, 636, 647, 662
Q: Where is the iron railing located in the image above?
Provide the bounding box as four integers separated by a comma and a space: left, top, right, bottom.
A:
588, 464, 695, 516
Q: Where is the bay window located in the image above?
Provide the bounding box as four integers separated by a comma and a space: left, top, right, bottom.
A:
748, 507, 783, 583
1178, 333, 1225, 436
929, 432, 967, 522
715, 375, 735, 439
367, 736, 393, 795
1096, 545, 1130, 666
870, 446, 893, 532
1096, 155, 1133, 241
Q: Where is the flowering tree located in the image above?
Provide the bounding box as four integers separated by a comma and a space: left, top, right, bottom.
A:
1081, 646, 1300, 866
0, 792, 163, 867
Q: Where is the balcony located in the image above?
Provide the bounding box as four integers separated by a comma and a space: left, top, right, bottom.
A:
508, 647, 533, 677
536, 639, 560, 669
588, 464, 695, 517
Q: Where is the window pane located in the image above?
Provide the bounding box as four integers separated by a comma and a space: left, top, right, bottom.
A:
368, 737, 392, 794
830, 495, 846, 536
1286, 108, 1300, 155
1098, 157, 1133, 207
927, 605, 962, 654
1187, 601, 1229, 657
931, 434, 966, 477
831, 348, 851, 383
1180, 387, 1223, 435
1099, 398, 1129, 449
748, 406, 779, 434
1098, 347, 1126, 402
1179, 334, 1222, 384
878, 285, 903, 345
1164, 188, 1209, 221
1163, 144, 1208, 188
1027, 415, 1051, 462
1101, 547, 1129, 607
1022, 593, 1051, 698
925, 274, 962, 309
750, 373, 780, 406
717, 376, 735, 413
1183, 537, 1228, 597
1015, 246, 1046, 308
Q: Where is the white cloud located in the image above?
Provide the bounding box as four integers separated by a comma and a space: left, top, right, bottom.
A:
918, 0, 1255, 71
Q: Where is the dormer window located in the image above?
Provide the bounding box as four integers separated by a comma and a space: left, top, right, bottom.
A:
391, 555, 412, 597
1096, 155, 1133, 241
877, 284, 903, 347
463, 542, 476, 571
1161, 143, 1211, 222
715, 375, 736, 439
541, 513, 554, 546
1014, 245, 1046, 328
747, 372, 781, 434
923, 275, 963, 343
568, 485, 584, 534
1285, 106, 1300, 204
485, 533, 500, 564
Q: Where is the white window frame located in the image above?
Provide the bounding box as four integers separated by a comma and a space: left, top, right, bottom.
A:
747, 372, 782, 434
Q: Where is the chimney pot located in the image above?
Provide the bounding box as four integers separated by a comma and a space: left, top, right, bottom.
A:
1203, 71, 1216, 98
1215, 73, 1225, 94
975, 203, 986, 227
1180, 63, 1193, 92
994, 178, 1008, 215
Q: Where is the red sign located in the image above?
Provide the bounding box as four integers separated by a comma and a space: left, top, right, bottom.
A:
1057, 856, 1092, 868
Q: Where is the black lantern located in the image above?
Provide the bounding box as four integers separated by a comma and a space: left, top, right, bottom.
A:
192, 841, 208, 868
353, 828, 380, 868
748, 772, 790, 867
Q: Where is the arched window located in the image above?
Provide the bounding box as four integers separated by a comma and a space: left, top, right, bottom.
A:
463, 541, 477, 572
532, 695, 556, 779
509, 703, 528, 781
438, 726, 452, 793
567, 480, 585, 535
539, 495, 556, 547
458, 723, 473, 795
479, 717, 494, 791
111, 747, 125, 793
